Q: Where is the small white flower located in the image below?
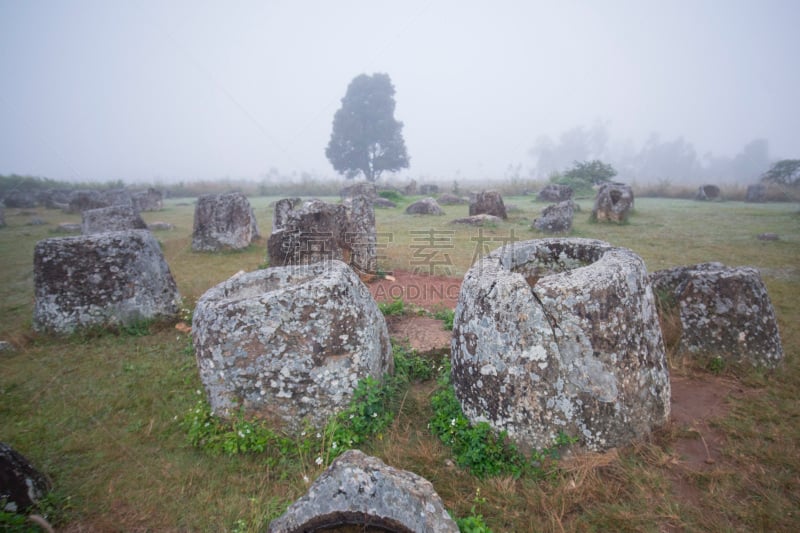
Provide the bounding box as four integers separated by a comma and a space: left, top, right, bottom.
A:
331, 441, 337, 449
315, 456, 323, 466
301, 431, 307, 437
372, 412, 378, 418
196, 389, 201, 395
349, 414, 355, 419
450, 418, 456, 427
238, 431, 245, 438
316, 432, 322, 439
302, 475, 310, 484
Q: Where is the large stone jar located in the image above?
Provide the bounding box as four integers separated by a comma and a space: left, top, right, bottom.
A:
33, 230, 180, 334
193, 260, 393, 432
451, 238, 670, 451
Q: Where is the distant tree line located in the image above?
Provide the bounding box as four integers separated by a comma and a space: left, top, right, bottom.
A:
528, 122, 779, 185
0, 174, 125, 197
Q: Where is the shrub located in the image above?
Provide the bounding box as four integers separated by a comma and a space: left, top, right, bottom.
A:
379, 297, 405, 316
378, 190, 403, 202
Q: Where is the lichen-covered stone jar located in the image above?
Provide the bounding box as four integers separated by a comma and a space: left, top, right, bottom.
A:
451, 238, 670, 451
193, 260, 392, 432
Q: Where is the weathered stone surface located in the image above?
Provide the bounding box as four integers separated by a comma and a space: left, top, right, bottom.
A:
592, 182, 634, 223
193, 261, 392, 431
0, 443, 52, 512
533, 200, 574, 233
757, 232, 779, 241
452, 238, 670, 452
41, 189, 73, 209
192, 192, 258, 252
650, 263, 783, 367
104, 189, 134, 207
745, 183, 766, 202
268, 450, 458, 533
696, 184, 721, 201
537, 184, 573, 202
2, 190, 37, 208
405, 197, 444, 216
26, 217, 46, 226
268, 200, 359, 269
348, 196, 378, 274
81, 205, 148, 234
374, 197, 397, 208
54, 222, 81, 233
419, 183, 439, 195
450, 214, 502, 226
340, 182, 378, 202
131, 188, 164, 211
33, 230, 180, 334
402, 179, 417, 195
469, 190, 507, 219
66, 188, 134, 213
66, 190, 109, 213
272, 198, 299, 230
437, 193, 467, 205
0, 340, 14, 353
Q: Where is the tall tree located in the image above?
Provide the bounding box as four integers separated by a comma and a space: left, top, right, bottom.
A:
325, 73, 409, 182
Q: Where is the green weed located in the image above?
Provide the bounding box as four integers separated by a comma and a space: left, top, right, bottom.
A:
432, 307, 455, 330
119, 318, 155, 337
455, 489, 493, 532
378, 297, 406, 316
707, 355, 726, 374
393, 348, 435, 383
429, 363, 575, 479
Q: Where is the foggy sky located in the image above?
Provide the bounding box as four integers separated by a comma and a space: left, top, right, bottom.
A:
1, 0, 799, 183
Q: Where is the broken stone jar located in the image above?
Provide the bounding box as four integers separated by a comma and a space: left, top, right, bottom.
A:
451, 238, 670, 452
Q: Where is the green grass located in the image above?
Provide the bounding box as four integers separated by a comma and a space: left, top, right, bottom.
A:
1, 195, 798, 531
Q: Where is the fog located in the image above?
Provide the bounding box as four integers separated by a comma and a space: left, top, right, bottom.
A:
1, 0, 798, 185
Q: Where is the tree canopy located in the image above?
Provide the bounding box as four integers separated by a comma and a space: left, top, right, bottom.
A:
556, 159, 617, 188
762, 159, 800, 187
325, 73, 409, 182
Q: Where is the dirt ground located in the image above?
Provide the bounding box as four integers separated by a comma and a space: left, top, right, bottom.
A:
368, 270, 745, 486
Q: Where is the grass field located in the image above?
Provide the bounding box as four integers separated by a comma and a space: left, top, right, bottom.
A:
1, 195, 798, 531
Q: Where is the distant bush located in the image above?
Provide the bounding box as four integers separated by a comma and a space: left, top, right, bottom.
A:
378, 190, 404, 202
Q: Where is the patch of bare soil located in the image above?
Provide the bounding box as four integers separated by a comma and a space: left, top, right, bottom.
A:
368, 270, 461, 310
669, 374, 740, 468
369, 271, 459, 355
387, 316, 451, 355
664, 372, 755, 516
